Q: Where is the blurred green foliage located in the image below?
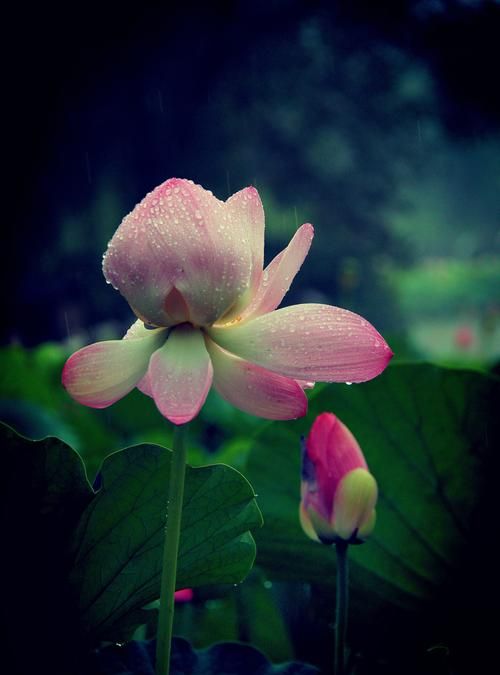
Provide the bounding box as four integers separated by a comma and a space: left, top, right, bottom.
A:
385, 257, 499, 317
172, 570, 294, 664
383, 257, 500, 364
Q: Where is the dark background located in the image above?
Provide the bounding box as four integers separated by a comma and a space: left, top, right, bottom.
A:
4, 0, 500, 358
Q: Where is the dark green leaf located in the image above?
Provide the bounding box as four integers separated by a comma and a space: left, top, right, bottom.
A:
172, 571, 294, 663
0, 422, 93, 674
70, 444, 263, 639
245, 363, 499, 658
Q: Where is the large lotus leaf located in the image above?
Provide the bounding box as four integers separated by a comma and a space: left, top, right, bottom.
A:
70, 443, 263, 640
0, 422, 94, 674
245, 363, 499, 663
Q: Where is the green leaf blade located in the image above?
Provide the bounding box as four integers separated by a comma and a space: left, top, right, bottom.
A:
70, 444, 263, 639
246, 362, 499, 618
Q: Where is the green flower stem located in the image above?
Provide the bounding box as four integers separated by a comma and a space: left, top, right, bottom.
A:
334, 540, 349, 675
155, 423, 188, 675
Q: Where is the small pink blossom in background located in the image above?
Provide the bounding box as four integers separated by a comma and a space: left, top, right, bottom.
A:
63, 179, 392, 424
174, 588, 193, 603
300, 412, 378, 544
454, 325, 474, 350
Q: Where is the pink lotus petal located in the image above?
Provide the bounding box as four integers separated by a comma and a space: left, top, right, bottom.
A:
225, 186, 264, 306
103, 179, 254, 327
62, 326, 166, 408
205, 338, 307, 420
123, 320, 158, 397
123, 319, 158, 340
296, 379, 315, 389
136, 370, 153, 398
149, 324, 213, 424
306, 412, 367, 520
209, 303, 393, 382
240, 223, 314, 320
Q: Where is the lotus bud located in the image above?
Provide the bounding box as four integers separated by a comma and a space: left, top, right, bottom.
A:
174, 588, 194, 603
300, 412, 377, 544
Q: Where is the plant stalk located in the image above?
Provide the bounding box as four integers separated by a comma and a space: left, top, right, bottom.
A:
155, 423, 188, 675
334, 540, 349, 675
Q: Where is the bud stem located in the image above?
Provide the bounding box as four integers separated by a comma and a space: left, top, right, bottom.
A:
334, 540, 349, 675
155, 423, 189, 675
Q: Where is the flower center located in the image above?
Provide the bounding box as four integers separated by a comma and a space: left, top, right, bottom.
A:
164, 287, 191, 324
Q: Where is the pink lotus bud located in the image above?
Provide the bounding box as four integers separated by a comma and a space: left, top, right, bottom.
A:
174, 588, 193, 603
300, 412, 377, 544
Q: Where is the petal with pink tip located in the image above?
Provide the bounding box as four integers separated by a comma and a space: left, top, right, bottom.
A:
136, 370, 153, 398
240, 223, 314, 320
307, 413, 367, 519
123, 320, 161, 397
205, 337, 307, 420
307, 413, 367, 474
149, 324, 213, 424
62, 327, 166, 408
103, 178, 254, 327
123, 319, 160, 340
209, 304, 393, 382
223, 186, 265, 316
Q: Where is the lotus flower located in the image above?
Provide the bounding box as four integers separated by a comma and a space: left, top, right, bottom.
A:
300, 412, 378, 544
63, 179, 392, 424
